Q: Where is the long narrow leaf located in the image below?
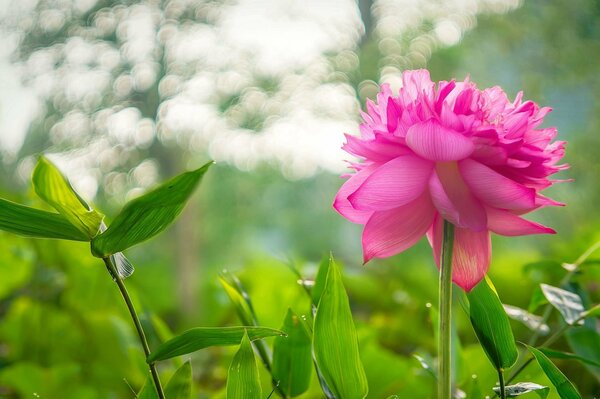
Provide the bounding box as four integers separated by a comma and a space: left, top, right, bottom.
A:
91, 162, 212, 257
227, 332, 262, 399
313, 255, 368, 399
526, 345, 582, 399
165, 361, 192, 399
137, 376, 159, 399
148, 326, 284, 362
467, 276, 518, 370
0, 198, 88, 241
272, 309, 312, 397
32, 156, 103, 237
540, 348, 600, 368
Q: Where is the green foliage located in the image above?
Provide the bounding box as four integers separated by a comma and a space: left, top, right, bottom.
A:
526, 345, 582, 399
164, 361, 192, 399
272, 309, 312, 398
226, 332, 262, 399
313, 255, 368, 399
467, 276, 518, 370
91, 162, 213, 257
138, 377, 159, 399
148, 326, 284, 362
0, 198, 88, 241
32, 156, 103, 238
540, 284, 585, 325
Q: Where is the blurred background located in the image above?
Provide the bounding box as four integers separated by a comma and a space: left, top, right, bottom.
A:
0, 0, 599, 397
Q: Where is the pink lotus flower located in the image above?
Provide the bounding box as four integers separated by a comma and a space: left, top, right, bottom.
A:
334, 70, 567, 291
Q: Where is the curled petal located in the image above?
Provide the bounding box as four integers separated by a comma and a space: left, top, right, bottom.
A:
333, 166, 376, 224
429, 217, 491, 291
486, 207, 555, 236
406, 119, 474, 161
459, 159, 536, 210
429, 163, 487, 231
363, 192, 435, 263
348, 155, 434, 211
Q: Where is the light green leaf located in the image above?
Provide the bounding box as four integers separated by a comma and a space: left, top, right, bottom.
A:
165, 361, 192, 399
311, 255, 330, 306
503, 304, 550, 335
227, 332, 261, 399
540, 284, 584, 325
412, 354, 437, 379
0, 198, 88, 241
91, 162, 212, 257
540, 348, 600, 368
526, 345, 582, 399
493, 382, 549, 398
272, 309, 312, 398
313, 255, 368, 399
219, 273, 256, 326
32, 156, 103, 238
137, 376, 159, 399
467, 276, 518, 370
148, 326, 284, 362
580, 303, 600, 319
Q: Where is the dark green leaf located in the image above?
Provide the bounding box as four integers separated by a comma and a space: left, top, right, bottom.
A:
32, 156, 103, 238
272, 309, 312, 398
227, 332, 261, 399
313, 255, 368, 399
148, 326, 284, 362
503, 304, 550, 335
493, 382, 549, 398
0, 198, 88, 241
540, 348, 600, 368
165, 361, 192, 399
467, 276, 518, 370
566, 326, 600, 379
91, 162, 212, 256
540, 284, 584, 325
137, 376, 159, 399
526, 345, 582, 399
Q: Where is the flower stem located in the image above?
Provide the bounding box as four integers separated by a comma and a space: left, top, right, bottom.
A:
103, 257, 165, 399
498, 369, 506, 399
438, 221, 455, 399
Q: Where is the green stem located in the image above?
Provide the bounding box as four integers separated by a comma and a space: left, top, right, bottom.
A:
438, 221, 455, 399
103, 257, 165, 399
498, 369, 506, 399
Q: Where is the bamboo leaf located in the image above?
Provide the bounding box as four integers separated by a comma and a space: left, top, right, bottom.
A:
311, 255, 330, 306
540, 348, 600, 368
227, 332, 261, 399
148, 326, 284, 362
313, 255, 368, 399
32, 156, 103, 238
219, 273, 256, 326
526, 345, 582, 399
165, 361, 192, 399
272, 309, 312, 397
493, 382, 549, 398
137, 376, 159, 399
467, 276, 518, 370
91, 162, 212, 257
0, 198, 88, 241
503, 304, 550, 335
540, 284, 584, 325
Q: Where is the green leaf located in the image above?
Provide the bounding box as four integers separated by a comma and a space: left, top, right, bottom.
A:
165, 361, 192, 399
311, 255, 330, 306
493, 382, 549, 398
91, 162, 212, 257
0, 198, 88, 241
32, 156, 103, 238
272, 309, 312, 398
565, 326, 600, 379
526, 345, 582, 399
148, 326, 284, 362
540, 348, 600, 368
227, 332, 261, 399
540, 284, 584, 325
219, 274, 257, 326
503, 304, 550, 335
580, 303, 600, 319
137, 376, 159, 399
467, 276, 518, 370
313, 255, 368, 399
412, 354, 437, 380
